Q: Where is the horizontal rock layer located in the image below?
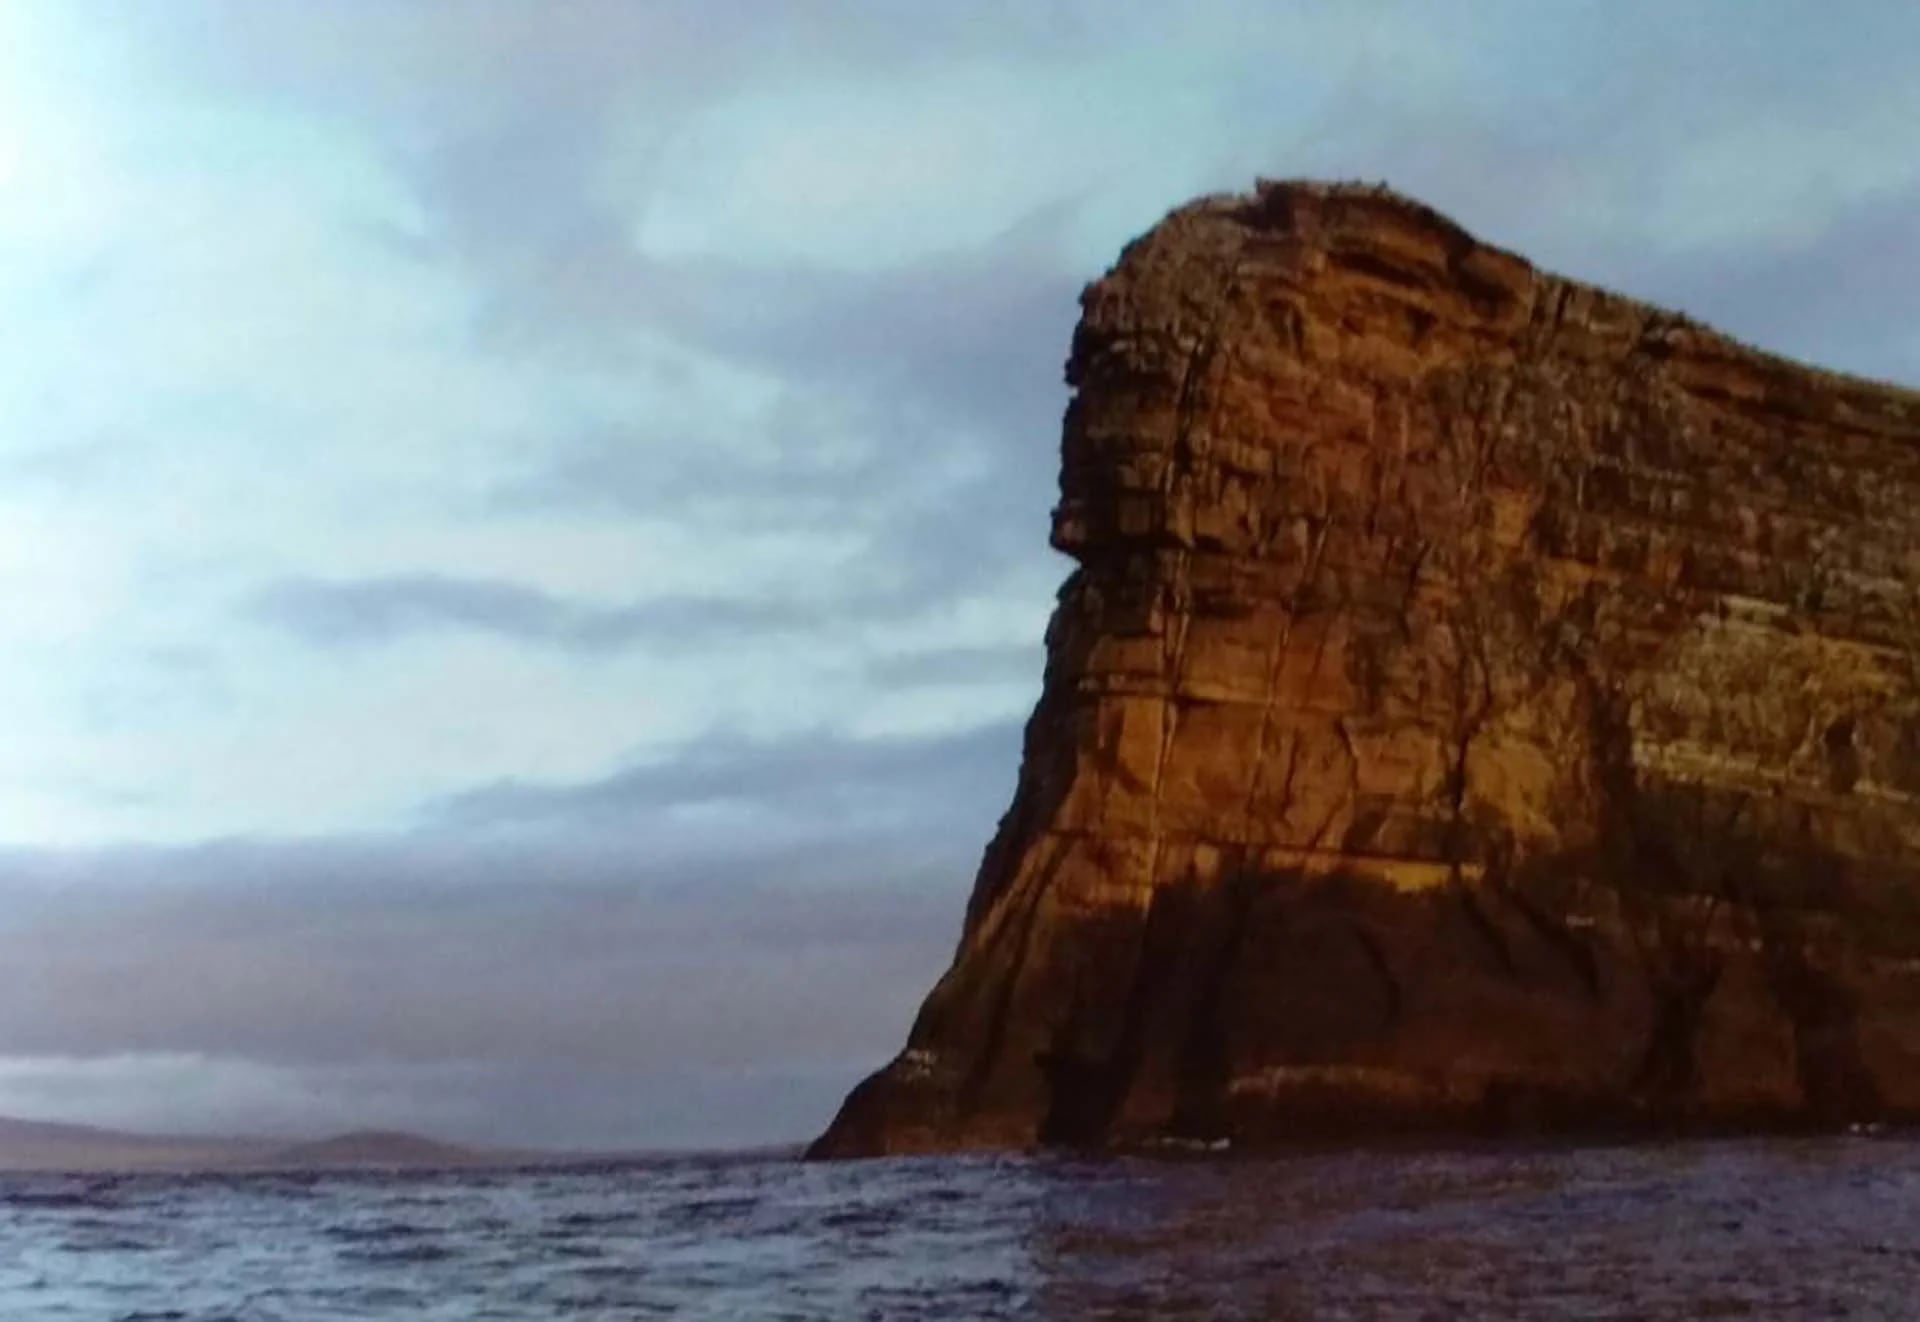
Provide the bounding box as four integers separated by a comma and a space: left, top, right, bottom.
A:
811, 181, 1920, 1157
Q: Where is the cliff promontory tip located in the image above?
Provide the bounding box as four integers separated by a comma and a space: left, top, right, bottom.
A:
812, 180, 1920, 1158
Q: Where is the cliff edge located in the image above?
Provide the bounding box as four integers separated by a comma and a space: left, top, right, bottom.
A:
812, 180, 1920, 1157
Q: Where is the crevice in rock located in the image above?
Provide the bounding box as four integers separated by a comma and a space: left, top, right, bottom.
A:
1452, 882, 1520, 980
1763, 936, 1881, 1122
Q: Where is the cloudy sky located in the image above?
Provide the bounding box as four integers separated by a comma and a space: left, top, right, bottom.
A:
0, 2, 1915, 1149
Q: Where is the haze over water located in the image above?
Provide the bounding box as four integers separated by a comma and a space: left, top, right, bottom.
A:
4, 1137, 1913, 1319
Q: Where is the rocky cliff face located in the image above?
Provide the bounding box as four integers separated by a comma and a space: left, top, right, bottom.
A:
811, 181, 1920, 1157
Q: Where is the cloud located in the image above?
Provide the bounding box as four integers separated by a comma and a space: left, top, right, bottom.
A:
866, 644, 1046, 691
435, 720, 1022, 835
459, 206, 1087, 641
249, 572, 826, 654
0, 716, 1026, 1146
1609, 183, 1920, 388
252, 573, 568, 646
0, 833, 973, 1148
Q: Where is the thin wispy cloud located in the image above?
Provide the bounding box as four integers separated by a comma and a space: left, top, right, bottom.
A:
434, 721, 1021, 834
251, 573, 823, 654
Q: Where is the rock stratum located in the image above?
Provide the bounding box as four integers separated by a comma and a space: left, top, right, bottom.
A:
811, 181, 1920, 1158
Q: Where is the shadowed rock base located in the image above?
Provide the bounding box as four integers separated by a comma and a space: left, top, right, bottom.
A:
810, 181, 1920, 1158
813, 858, 1920, 1157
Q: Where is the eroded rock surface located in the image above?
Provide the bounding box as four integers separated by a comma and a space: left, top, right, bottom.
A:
811, 181, 1920, 1157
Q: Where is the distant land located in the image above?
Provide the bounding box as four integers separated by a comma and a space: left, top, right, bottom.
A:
0, 1115, 571, 1173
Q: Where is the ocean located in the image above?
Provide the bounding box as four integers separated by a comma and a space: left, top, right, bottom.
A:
1, 1136, 1914, 1318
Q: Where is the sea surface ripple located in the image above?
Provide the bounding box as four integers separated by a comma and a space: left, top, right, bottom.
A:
1, 1136, 1915, 1318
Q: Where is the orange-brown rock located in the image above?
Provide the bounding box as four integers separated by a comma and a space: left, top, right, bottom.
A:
811, 181, 1920, 1157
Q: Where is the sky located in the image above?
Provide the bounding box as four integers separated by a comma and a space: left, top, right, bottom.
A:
0, 1, 1916, 1150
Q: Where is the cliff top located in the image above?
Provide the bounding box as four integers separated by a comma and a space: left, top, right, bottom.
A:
1150, 178, 1920, 419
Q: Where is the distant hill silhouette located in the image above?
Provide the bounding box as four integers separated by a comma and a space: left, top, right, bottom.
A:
0, 1114, 275, 1172
262, 1129, 482, 1169
0, 1115, 527, 1173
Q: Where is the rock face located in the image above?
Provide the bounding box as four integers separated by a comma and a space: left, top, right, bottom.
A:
811, 181, 1920, 1158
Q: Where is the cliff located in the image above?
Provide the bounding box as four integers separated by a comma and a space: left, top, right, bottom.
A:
811, 180, 1920, 1157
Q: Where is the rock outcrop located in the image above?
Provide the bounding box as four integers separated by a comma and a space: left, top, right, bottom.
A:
811, 181, 1920, 1157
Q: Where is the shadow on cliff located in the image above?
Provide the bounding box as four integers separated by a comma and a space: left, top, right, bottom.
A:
1022, 789, 1913, 1152
814, 715, 1920, 1158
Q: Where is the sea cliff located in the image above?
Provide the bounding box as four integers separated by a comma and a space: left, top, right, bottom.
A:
813, 180, 1920, 1157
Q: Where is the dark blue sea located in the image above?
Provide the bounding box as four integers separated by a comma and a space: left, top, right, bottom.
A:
2, 1137, 1915, 1318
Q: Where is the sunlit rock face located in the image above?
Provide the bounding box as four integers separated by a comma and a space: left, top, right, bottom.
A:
811, 181, 1920, 1157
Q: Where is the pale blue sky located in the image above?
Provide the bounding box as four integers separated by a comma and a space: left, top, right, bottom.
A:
0, 1, 1914, 1147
